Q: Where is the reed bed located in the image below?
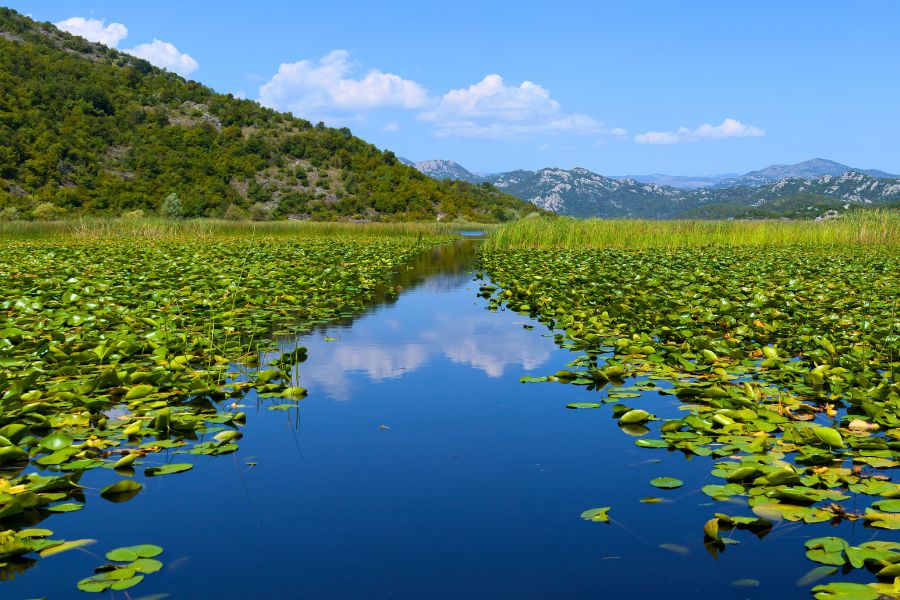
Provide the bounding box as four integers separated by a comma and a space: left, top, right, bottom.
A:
485, 210, 900, 250
0, 218, 495, 242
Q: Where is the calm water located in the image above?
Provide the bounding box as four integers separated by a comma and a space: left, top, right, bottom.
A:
8, 239, 875, 599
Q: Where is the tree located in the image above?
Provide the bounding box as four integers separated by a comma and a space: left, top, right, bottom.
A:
161, 193, 183, 219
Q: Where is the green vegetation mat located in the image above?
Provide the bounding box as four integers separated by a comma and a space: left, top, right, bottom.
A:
0, 232, 442, 581
478, 241, 900, 599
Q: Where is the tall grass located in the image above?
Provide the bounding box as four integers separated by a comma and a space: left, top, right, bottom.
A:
0, 218, 496, 242
485, 210, 900, 250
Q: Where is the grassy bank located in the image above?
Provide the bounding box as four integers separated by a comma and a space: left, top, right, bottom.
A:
485, 210, 900, 249
0, 218, 497, 241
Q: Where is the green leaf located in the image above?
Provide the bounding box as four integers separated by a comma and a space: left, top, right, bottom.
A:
100, 480, 143, 502
144, 463, 193, 477
812, 426, 844, 449
580, 507, 611, 522
619, 409, 650, 424
123, 384, 154, 401
565, 402, 601, 409
650, 477, 683, 489
39, 538, 96, 557
39, 431, 74, 451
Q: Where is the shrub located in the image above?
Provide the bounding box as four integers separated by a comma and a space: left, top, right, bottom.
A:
249, 202, 272, 221
223, 204, 248, 221
31, 202, 65, 220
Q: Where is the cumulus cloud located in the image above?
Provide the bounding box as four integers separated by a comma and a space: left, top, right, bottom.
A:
419, 74, 603, 139
55, 17, 128, 47
258, 50, 430, 122
125, 39, 199, 77
634, 118, 765, 144
55, 16, 198, 77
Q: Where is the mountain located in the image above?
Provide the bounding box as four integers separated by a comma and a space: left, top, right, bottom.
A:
610, 173, 736, 189
714, 158, 900, 188
487, 167, 900, 218
0, 9, 533, 222
486, 168, 687, 218
412, 160, 484, 184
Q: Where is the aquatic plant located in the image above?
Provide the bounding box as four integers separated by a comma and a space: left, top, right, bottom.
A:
485, 209, 899, 249
479, 239, 899, 597
0, 232, 444, 589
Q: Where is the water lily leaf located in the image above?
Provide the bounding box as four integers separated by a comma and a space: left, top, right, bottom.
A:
650, 477, 683, 489
39, 431, 74, 451
107, 544, 163, 561
812, 427, 844, 449
566, 402, 601, 409
635, 438, 667, 448
39, 538, 96, 557
640, 497, 664, 503
871, 499, 900, 512
619, 409, 650, 424
123, 384, 155, 401
100, 480, 143, 502
110, 574, 144, 590
796, 566, 837, 587
863, 510, 900, 529
659, 543, 690, 555
580, 507, 610, 522
810, 582, 880, 599
144, 463, 193, 477
281, 386, 308, 400
731, 579, 760, 588
703, 518, 720, 540
130, 557, 163, 574
47, 503, 84, 512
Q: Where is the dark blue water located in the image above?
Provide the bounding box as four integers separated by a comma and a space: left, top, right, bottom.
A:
6, 240, 876, 599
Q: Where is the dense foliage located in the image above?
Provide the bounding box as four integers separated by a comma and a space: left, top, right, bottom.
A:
479, 243, 900, 598
0, 9, 531, 222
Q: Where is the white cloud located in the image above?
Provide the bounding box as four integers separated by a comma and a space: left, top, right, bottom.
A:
635, 118, 765, 144
419, 74, 603, 139
125, 39, 199, 77
55, 16, 198, 77
382, 121, 400, 132
55, 17, 128, 48
258, 50, 430, 122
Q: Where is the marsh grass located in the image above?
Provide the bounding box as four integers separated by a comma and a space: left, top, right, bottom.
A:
486, 210, 900, 249
0, 218, 496, 241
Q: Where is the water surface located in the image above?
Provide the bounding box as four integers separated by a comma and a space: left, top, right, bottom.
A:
8, 239, 872, 599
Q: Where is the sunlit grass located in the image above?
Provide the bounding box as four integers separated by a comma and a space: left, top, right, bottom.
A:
484, 210, 900, 249
0, 218, 497, 241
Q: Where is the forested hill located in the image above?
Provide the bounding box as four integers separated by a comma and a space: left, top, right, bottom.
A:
0, 9, 532, 221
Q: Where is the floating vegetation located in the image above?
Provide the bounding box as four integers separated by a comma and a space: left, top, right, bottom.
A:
479, 239, 899, 597
77, 544, 164, 593
0, 233, 441, 585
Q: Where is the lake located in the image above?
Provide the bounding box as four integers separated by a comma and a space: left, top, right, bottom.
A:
6, 238, 875, 599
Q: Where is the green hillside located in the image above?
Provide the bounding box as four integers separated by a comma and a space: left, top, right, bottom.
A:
0, 8, 532, 222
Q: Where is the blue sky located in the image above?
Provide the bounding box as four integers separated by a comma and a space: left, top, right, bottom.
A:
7, 1, 900, 175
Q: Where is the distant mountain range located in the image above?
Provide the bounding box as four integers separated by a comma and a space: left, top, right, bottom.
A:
609, 173, 736, 189
401, 158, 900, 219
400, 159, 484, 184
712, 158, 899, 188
